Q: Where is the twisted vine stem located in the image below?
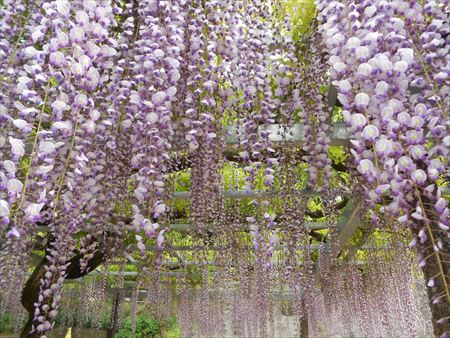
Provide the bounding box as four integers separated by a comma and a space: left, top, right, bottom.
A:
415, 186, 450, 303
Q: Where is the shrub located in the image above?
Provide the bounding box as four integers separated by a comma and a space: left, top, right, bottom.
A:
0, 312, 12, 332
115, 315, 161, 338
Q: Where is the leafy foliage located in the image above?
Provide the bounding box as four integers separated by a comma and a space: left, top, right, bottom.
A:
279, 0, 317, 41
116, 315, 178, 338
0, 312, 12, 332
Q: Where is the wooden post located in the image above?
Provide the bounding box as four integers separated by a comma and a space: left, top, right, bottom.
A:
107, 288, 124, 338
299, 296, 308, 338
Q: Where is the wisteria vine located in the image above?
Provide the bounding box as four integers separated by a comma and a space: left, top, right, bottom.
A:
318, 0, 449, 335
0, 0, 448, 337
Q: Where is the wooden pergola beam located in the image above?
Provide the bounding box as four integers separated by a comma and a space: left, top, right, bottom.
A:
328, 199, 361, 258
314, 199, 361, 277
35, 221, 334, 233
172, 188, 321, 199
135, 243, 387, 252
93, 260, 369, 273
224, 123, 350, 149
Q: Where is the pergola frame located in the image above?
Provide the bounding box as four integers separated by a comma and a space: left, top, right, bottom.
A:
24, 85, 438, 274
17, 84, 447, 338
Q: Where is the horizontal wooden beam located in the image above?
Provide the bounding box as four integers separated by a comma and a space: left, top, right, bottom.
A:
143, 244, 325, 251
97, 260, 367, 277
35, 220, 334, 233
137, 243, 386, 252
224, 123, 350, 149
173, 188, 320, 199
168, 221, 332, 232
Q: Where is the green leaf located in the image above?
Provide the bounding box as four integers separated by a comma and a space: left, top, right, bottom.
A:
331, 105, 344, 122
319, 84, 328, 95
328, 146, 349, 164
49, 76, 58, 87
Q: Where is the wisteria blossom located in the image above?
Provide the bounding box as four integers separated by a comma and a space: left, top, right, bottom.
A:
0, 0, 448, 337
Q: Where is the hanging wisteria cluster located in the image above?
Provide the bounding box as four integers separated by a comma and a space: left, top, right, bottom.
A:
317, 0, 449, 335
174, 243, 434, 337
0, 0, 448, 337
53, 240, 434, 338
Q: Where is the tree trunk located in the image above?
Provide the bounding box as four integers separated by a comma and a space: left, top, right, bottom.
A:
414, 195, 450, 337
20, 249, 104, 337
419, 239, 450, 337
20, 319, 39, 338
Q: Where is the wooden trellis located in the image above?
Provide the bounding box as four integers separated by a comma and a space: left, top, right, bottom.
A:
20, 88, 358, 278
18, 84, 444, 277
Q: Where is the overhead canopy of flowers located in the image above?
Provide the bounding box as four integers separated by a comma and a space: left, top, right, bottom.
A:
0, 0, 448, 337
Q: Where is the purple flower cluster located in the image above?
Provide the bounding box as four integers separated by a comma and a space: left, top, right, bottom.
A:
318, 0, 449, 331
0, 0, 448, 336
126, 0, 186, 243
292, 27, 332, 189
